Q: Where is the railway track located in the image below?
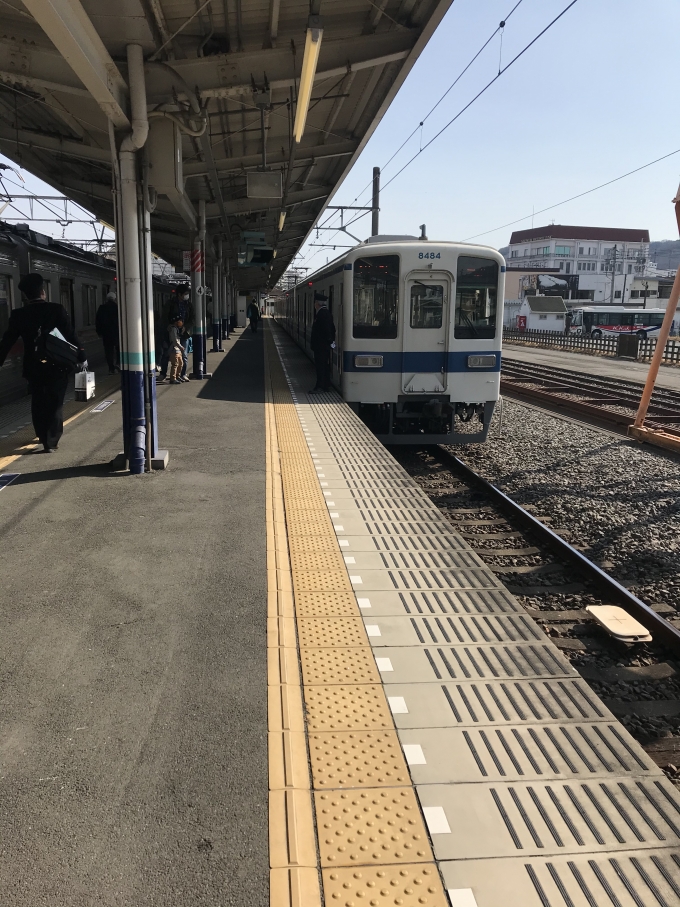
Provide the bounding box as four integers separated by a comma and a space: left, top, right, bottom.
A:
501, 359, 680, 438
394, 444, 680, 783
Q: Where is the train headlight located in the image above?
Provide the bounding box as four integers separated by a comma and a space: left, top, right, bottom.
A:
355, 355, 383, 368
467, 355, 497, 368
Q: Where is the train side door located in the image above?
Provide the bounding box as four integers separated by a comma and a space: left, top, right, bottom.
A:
402, 274, 449, 394
60, 278, 75, 325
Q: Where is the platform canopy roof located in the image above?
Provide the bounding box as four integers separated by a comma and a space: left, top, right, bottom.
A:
0, 0, 451, 290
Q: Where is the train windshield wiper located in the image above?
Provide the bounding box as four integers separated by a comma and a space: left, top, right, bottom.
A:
463, 314, 480, 337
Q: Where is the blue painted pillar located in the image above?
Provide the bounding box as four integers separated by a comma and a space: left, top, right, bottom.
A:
211, 249, 221, 352
118, 147, 146, 474
140, 201, 158, 457
222, 264, 230, 339
215, 238, 224, 351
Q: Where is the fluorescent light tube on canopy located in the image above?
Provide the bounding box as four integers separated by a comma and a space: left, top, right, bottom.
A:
293, 16, 323, 143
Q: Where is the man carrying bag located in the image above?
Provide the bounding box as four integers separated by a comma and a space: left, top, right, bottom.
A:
0, 272, 87, 453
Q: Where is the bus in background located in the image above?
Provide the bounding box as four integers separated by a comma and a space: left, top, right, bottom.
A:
570, 306, 669, 339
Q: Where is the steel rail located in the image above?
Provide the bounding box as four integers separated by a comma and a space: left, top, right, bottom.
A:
501, 363, 680, 437
433, 446, 680, 651
503, 367, 678, 402
502, 361, 680, 406
500, 378, 636, 432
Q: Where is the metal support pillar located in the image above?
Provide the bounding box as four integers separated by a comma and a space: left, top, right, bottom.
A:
211, 240, 222, 352
222, 261, 229, 339
192, 199, 207, 378
139, 190, 159, 461
371, 166, 380, 236
116, 45, 151, 474
119, 156, 146, 473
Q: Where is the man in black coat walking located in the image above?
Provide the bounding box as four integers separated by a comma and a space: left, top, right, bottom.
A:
0, 272, 86, 452
247, 299, 260, 333
309, 293, 335, 393
95, 291, 119, 374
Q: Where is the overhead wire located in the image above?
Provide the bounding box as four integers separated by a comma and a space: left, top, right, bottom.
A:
302, 0, 573, 268
379, 0, 525, 177
462, 147, 680, 241
359, 0, 581, 211
0, 172, 108, 233
309, 0, 528, 249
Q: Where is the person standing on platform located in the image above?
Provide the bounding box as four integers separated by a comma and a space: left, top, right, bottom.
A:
156, 293, 173, 379
175, 288, 193, 381
167, 317, 184, 384
159, 288, 193, 382
247, 299, 260, 333
309, 293, 335, 394
0, 272, 86, 452
95, 291, 119, 374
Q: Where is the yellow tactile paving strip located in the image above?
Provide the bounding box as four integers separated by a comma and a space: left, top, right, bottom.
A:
265, 338, 322, 907
265, 325, 449, 907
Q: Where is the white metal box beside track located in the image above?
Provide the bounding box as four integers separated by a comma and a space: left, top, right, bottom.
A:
275, 237, 505, 443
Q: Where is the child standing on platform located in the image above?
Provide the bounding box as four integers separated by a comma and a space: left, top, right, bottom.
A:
167, 317, 184, 384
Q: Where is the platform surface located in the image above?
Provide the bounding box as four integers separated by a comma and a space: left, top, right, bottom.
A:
268, 322, 680, 907
1, 322, 679, 907
0, 329, 268, 906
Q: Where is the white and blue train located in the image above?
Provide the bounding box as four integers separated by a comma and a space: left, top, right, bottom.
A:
275, 235, 505, 444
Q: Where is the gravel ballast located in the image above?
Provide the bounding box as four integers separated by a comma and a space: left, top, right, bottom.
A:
451, 399, 680, 616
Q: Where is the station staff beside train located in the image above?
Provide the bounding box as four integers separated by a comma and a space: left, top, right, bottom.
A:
0, 272, 86, 453
309, 292, 336, 394
95, 291, 119, 374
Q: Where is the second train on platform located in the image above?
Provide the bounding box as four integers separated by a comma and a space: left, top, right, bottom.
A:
275, 236, 505, 444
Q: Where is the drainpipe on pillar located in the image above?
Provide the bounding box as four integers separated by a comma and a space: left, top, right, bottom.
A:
118, 44, 150, 474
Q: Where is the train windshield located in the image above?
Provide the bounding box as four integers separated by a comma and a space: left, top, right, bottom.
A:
410, 284, 444, 328
353, 255, 399, 339
454, 257, 498, 339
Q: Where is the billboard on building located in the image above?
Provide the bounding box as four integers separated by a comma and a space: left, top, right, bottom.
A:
521, 273, 579, 298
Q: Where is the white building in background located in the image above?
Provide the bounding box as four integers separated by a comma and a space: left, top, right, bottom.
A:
514, 296, 568, 331
506, 225, 650, 303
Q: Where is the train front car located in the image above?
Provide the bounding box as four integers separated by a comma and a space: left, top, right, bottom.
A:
339, 238, 504, 444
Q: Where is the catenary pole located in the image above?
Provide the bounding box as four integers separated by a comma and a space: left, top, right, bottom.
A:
633, 185, 680, 429
371, 166, 380, 236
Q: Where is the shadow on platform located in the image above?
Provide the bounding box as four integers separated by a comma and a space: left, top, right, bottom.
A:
11, 461, 123, 485
198, 329, 265, 403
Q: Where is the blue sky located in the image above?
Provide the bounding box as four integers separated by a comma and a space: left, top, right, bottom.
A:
297, 0, 680, 271
2, 0, 680, 272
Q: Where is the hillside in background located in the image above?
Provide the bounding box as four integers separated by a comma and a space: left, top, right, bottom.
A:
649, 239, 680, 270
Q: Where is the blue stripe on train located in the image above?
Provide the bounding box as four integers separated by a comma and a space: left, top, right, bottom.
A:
342, 350, 501, 372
